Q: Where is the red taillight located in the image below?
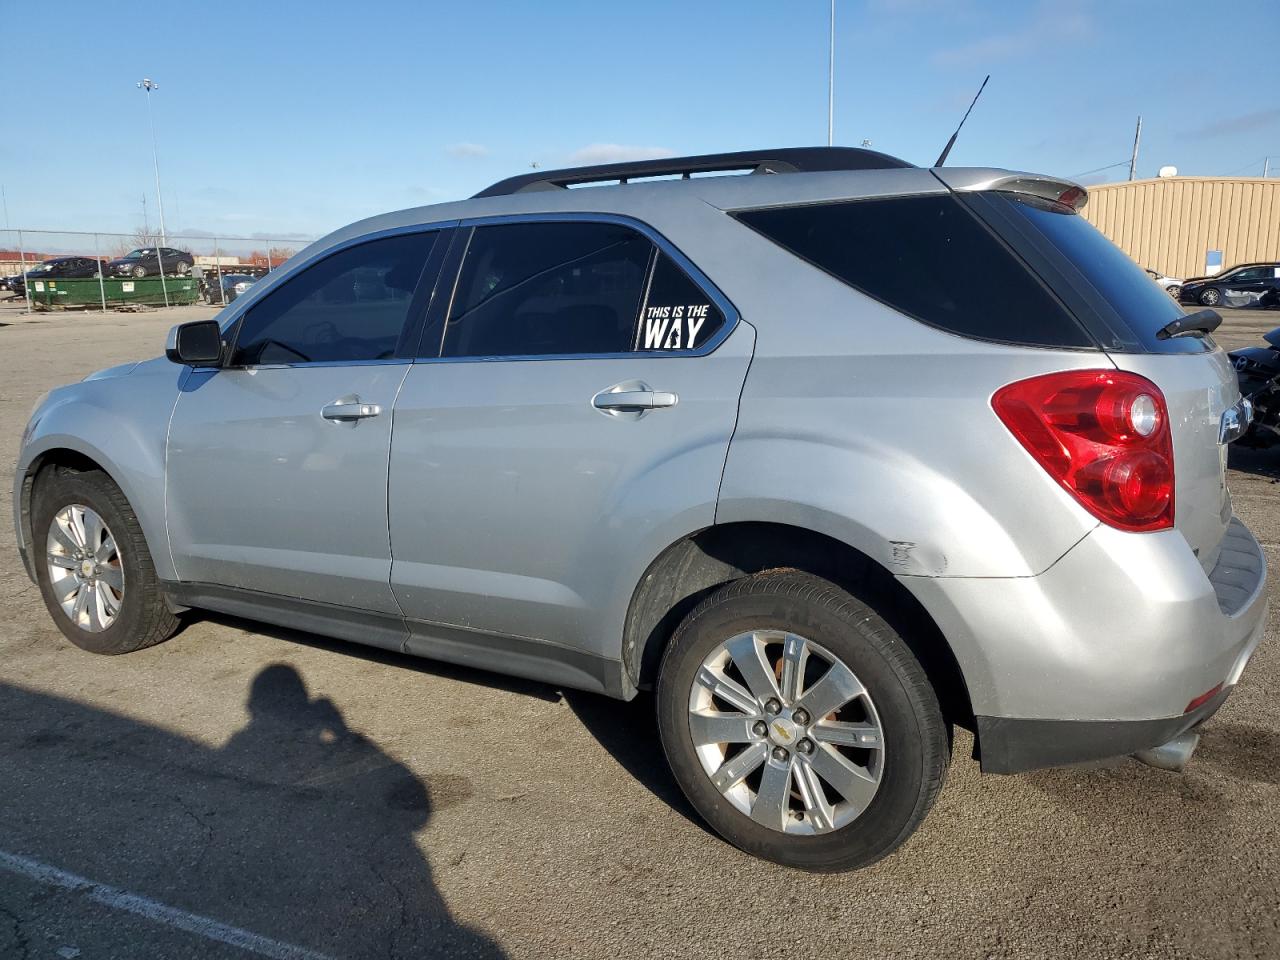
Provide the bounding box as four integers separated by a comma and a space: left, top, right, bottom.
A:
992, 370, 1174, 532
1057, 186, 1087, 210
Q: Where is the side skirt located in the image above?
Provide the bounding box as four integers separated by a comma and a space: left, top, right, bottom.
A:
161, 581, 630, 699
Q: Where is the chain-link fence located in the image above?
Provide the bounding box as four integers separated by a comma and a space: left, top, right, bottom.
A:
0, 228, 318, 312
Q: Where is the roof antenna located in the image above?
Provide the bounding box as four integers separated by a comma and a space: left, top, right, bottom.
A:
934, 75, 989, 168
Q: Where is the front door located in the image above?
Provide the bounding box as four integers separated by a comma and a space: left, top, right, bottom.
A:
167, 229, 444, 614
388, 219, 753, 658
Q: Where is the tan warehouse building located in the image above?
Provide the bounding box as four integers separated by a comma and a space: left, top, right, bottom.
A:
1082, 176, 1280, 281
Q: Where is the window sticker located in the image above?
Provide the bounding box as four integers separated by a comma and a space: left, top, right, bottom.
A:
642, 303, 713, 350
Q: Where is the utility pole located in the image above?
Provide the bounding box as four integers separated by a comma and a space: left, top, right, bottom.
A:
827, 0, 835, 146
138, 78, 167, 244
141, 194, 150, 242
1266, 157, 1273, 178
1, 183, 9, 231
1128, 115, 1142, 181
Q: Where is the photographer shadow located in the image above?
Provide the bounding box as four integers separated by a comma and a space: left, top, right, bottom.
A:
0, 664, 504, 959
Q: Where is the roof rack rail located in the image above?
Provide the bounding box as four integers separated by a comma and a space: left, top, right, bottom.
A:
472, 146, 914, 198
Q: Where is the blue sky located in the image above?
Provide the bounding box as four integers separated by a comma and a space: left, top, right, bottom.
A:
4, 0, 1277, 240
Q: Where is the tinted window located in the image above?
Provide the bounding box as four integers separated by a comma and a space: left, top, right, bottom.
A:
988, 193, 1192, 353
638, 253, 726, 350
442, 222, 650, 358
735, 195, 1092, 348
1227, 267, 1270, 281
233, 232, 436, 365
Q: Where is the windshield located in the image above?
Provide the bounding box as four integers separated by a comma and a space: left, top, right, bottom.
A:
123, 249, 151, 259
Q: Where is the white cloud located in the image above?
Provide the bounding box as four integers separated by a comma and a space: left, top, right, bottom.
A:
567, 143, 676, 165
445, 142, 489, 158
932, 2, 1092, 68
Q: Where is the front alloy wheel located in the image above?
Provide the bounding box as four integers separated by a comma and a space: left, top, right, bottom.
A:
46, 504, 124, 632
1200, 287, 1221, 306
32, 466, 178, 654
689, 630, 884, 834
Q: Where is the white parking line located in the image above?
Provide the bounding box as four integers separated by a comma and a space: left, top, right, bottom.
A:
0, 849, 334, 960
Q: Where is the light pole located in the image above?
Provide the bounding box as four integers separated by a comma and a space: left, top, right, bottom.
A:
827, 0, 835, 145
137, 78, 167, 245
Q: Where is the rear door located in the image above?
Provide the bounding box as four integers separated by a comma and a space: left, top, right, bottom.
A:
388, 217, 753, 658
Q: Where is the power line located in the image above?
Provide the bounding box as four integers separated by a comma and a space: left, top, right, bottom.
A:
1223, 156, 1271, 176
1068, 160, 1129, 179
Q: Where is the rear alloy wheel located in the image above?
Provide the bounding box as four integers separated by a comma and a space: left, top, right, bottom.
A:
657, 571, 948, 872
1200, 287, 1221, 306
33, 467, 178, 655
176, 261, 191, 276
688, 630, 886, 834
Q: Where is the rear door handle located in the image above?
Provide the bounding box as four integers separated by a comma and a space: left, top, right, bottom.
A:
592, 389, 678, 412
322, 397, 382, 421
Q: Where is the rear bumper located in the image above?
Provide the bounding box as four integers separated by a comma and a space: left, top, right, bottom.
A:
901, 515, 1268, 771
976, 686, 1231, 774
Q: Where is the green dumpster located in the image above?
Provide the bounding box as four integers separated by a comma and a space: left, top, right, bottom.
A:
27, 276, 199, 310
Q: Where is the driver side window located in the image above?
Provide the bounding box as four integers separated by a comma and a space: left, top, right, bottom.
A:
232, 232, 437, 365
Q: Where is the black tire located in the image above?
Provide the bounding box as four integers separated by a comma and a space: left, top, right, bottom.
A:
656, 571, 948, 872
1200, 287, 1221, 306
31, 466, 178, 655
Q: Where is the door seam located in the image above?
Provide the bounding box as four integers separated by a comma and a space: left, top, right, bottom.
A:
385, 362, 415, 630
712, 319, 758, 525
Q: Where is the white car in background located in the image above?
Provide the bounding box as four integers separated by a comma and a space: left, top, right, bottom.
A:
1146, 268, 1183, 299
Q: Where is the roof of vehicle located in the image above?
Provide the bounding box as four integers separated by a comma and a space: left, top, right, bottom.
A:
473, 147, 915, 198
1183, 262, 1280, 282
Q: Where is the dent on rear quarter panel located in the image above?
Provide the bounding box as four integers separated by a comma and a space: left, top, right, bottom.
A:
17, 358, 184, 581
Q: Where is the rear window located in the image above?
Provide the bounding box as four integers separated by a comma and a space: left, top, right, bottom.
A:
734, 195, 1094, 348
981, 193, 1199, 354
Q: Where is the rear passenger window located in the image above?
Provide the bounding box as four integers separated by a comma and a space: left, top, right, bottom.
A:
637, 253, 726, 351
232, 232, 437, 365
443, 222, 651, 358
735, 196, 1093, 348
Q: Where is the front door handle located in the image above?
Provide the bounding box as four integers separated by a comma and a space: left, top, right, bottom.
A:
321, 397, 382, 421
592, 389, 678, 412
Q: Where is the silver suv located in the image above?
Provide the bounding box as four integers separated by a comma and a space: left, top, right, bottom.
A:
13, 149, 1268, 871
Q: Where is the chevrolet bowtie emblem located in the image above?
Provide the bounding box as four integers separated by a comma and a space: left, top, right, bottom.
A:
772, 722, 793, 742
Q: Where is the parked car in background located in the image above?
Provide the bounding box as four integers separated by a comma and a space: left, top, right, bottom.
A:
1180, 262, 1280, 307
1145, 268, 1183, 299
104, 247, 194, 279
203, 273, 259, 305
13, 148, 1268, 872
6, 256, 102, 298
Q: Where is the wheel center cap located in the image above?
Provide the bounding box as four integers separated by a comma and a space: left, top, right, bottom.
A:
80, 559, 95, 578
767, 716, 799, 747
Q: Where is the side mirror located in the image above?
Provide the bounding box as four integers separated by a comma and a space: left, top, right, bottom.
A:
166, 320, 224, 366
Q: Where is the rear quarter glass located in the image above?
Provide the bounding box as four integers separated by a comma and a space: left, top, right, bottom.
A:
962, 192, 1210, 356
732, 195, 1097, 349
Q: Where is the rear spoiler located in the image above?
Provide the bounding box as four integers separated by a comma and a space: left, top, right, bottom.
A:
931, 169, 1088, 211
